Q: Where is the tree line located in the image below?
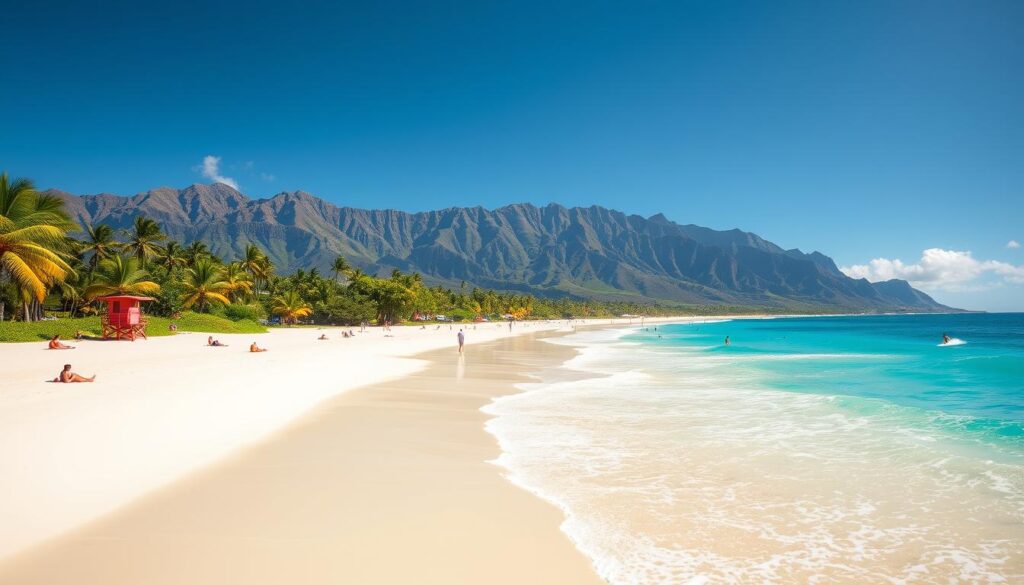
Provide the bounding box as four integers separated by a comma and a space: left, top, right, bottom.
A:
0, 172, 681, 324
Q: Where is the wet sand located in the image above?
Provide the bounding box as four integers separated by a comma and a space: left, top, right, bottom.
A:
0, 331, 605, 584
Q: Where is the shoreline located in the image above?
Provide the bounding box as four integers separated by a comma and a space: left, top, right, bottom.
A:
480, 315, 1024, 582
0, 316, 692, 567
0, 328, 608, 584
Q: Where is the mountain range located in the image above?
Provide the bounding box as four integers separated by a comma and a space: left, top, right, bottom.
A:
50, 183, 951, 312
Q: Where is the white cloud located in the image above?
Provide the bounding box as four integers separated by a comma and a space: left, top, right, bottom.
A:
260, 172, 276, 182
840, 248, 1024, 291
196, 155, 240, 190
1008, 240, 1021, 249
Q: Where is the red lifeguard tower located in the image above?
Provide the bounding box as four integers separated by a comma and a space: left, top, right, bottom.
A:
98, 295, 154, 341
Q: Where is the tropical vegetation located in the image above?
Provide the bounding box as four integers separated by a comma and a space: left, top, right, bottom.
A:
1, 171, 684, 333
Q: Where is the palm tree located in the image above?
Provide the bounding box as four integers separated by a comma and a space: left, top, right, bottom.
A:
155, 241, 187, 272
264, 275, 284, 297
55, 274, 83, 316
123, 216, 166, 266
331, 255, 351, 283
240, 243, 267, 282
183, 240, 210, 267
271, 290, 312, 324
288, 269, 307, 292
309, 279, 335, 305
240, 244, 274, 294
79, 223, 119, 269
83, 255, 160, 299
180, 258, 230, 311
222, 262, 253, 301
0, 173, 76, 319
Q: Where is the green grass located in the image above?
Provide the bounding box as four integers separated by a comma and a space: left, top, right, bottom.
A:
0, 312, 265, 343
167, 313, 266, 334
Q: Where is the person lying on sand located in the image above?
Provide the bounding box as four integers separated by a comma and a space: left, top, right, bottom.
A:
48, 335, 74, 350
250, 342, 267, 353
54, 364, 94, 383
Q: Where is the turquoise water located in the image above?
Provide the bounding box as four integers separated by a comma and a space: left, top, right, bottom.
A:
486, 314, 1024, 583
635, 314, 1024, 457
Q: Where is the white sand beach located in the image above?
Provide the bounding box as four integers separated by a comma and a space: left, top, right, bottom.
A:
0, 316, 682, 580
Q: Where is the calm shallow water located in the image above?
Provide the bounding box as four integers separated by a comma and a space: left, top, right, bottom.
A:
485, 314, 1024, 584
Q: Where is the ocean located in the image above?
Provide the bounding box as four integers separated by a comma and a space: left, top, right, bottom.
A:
484, 314, 1024, 584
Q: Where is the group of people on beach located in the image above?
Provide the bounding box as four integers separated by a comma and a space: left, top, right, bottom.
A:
207, 336, 266, 352
42, 318, 672, 388
320, 330, 357, 339
45, 334, 93, 382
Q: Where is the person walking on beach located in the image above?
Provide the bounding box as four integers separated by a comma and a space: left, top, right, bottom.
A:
457, 329, 465, 353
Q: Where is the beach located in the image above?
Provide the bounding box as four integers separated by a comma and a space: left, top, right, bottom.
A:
0, 318, 675, 583
4, 314, 1019, 584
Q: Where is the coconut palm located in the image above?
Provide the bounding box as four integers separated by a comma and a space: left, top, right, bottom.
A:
155, 241, 187, 272
263, 275, 286, 297
288, 269, 307, 292
309, 278, 335, 305
83, 255, 160, 299
331, 255, 350, 282
240, 244, 271, 292
308, 267, 322, 283
55, 274, 83, 315
0, 173, 76, 308
123, 216, 166, 266
79, 223, 119, 269
222, 262, 254, 301
180, 258, 230, 311
271, 289, 312, 324
183, 240, 210, 267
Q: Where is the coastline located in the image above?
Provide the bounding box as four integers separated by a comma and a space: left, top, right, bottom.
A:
2, 313, 1010, 582
480, 316, 1024, 583
0, 327, 608, 584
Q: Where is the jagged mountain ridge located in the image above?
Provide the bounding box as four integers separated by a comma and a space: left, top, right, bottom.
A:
51, 183, 950, 311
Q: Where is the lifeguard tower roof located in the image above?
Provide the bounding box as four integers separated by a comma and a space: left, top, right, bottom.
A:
96, 295, 156, 302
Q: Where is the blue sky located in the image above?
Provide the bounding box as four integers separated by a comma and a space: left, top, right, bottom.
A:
1, 1, 1021, 310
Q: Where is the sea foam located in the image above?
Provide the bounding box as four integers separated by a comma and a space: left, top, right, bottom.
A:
484, 321, 1024, 584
